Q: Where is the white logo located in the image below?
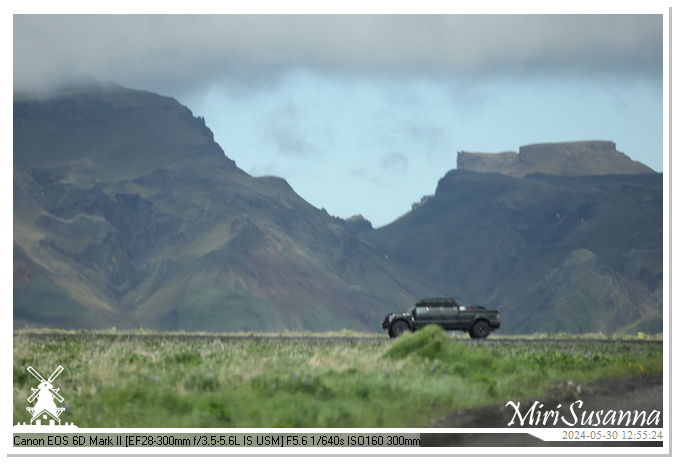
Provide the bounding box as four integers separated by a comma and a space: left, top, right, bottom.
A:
14, 365, 78, 429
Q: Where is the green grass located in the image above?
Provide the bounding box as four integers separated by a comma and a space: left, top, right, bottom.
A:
13, 326, 662, 428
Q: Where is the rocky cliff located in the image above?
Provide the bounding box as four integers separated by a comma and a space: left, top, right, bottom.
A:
457, 141, 655, 177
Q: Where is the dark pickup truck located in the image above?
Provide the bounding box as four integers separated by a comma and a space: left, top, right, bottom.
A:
381, 298, 500, 339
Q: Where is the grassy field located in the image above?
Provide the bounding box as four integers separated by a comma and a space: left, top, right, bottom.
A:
13, 326, 663, 428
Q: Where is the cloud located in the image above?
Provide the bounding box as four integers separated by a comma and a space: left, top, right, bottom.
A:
261, 99, 320, 157
14, 15, 662, 96
403, 120, 450, 156
349, 168, 379, 184
379, 151, 409, 174
449, 82, 499, 116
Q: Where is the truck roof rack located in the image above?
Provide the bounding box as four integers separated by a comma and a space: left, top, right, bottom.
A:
416, 298, 457, 307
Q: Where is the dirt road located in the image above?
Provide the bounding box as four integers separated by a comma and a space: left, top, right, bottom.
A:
423, 374, 664, 447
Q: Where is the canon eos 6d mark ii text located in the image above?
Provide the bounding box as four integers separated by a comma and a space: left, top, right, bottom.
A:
381, 298, 500, 339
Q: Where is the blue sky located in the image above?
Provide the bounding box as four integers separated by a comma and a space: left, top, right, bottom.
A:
13, 12, 667, 227
184, 69, 662, 226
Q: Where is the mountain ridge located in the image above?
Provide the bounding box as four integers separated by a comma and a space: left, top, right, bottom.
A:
457, 140, 655, 177
14, 83, 662, 334
14, 84, 446, 331
360, 169, 662, 334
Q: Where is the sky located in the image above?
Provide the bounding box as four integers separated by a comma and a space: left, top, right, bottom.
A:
12, 10, 668, 227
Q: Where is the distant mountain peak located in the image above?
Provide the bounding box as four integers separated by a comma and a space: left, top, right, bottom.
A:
14, 83, 237, 180
345, 215, 373, 232
14, 83, 442, 332
457, 140, 655, 177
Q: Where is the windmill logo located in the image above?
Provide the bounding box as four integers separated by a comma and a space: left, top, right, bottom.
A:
14, 365, 78, 429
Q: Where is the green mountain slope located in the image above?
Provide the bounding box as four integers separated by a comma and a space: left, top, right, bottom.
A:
14, 83, 444, 331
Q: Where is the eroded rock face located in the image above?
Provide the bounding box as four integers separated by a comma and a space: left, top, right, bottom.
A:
456, 151, 520, 175
457, 141, 655, 177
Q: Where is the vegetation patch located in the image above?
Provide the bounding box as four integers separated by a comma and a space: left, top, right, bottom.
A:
13, 330, 663, 428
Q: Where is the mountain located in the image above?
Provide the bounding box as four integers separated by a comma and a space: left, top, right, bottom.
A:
361, 152, 662, 334
13, 83, 445, 331
457, 141, 655, 177
14, 83, 663, 334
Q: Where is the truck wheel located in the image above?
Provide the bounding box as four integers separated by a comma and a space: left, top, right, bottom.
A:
390, 321, 410, 338
470, 321, 491, 339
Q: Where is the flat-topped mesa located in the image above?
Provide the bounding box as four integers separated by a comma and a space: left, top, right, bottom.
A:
457, 141, 655, 177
